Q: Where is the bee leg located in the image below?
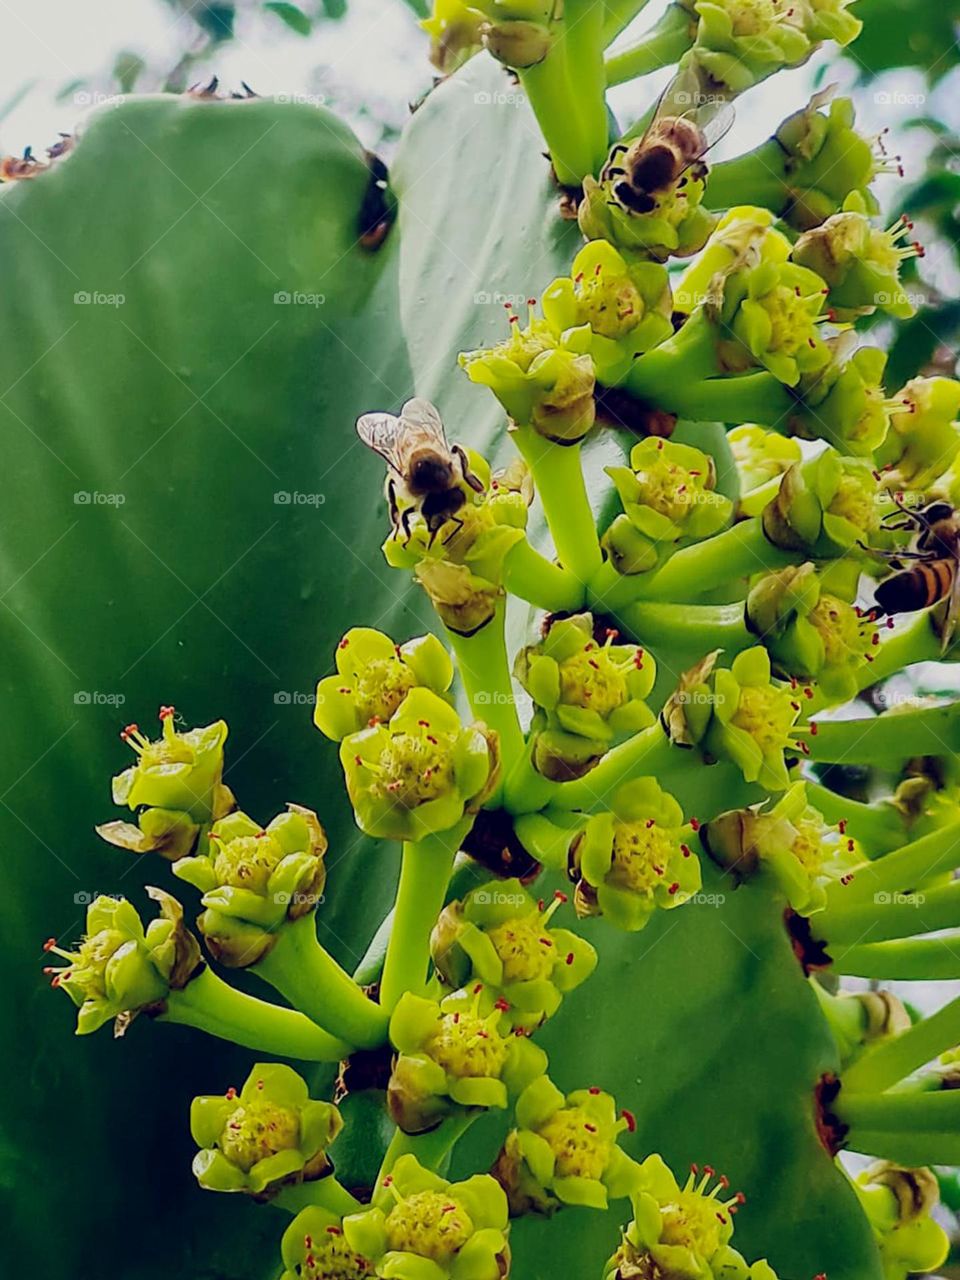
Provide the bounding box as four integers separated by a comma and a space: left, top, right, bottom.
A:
387, 478, 401, 529
604, 166, 627, 178
442, 516, 464, 546
400, 504, 415, 545
453, 443, 484, 493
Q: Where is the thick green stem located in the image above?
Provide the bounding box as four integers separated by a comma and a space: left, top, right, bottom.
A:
843, 995, 960, 1094
816, 879, 960, 946
615, 599, 752, 653
446, 602, 524, 798
811, 982, 870, 1063
544, 720, 676, 810
563, 0, 610, 172
161, 967, 350, 1061
373, 1113, 478, 1208
854, 612, 941, 690
380, 821, 468, 1012
801, 701, 960, 768
838, 1088, 960, 1133
254, 915, 388, 1050
830, 934, 960, 981
605, 3, 695, 84
274, 1176, 363, 1217
845, 1129, 960, 1166
514, 809, 584, 871
601, 0, 655, 46
803, 782, 906, 856
824, 819, 960, 910
704, 140, 791, 213
512, 425, 602, 584
503, 538, 585, 613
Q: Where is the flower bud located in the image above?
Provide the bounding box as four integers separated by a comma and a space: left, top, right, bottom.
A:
603, 1154, 760, 1279
674, 205, 781, 315
459, 305, 595, 442
541, 240, 672, 384
340, 687, 496, 840
728, 424, 802, 517
481, 17, 553, 66
47, 887, 202, 1035
720, 251, 831, 387
605, 437, 733, 569
431, 879, 597, 1029
792, 198, 921, 321
876, 376, 960, 490
280, 1205, 375, 1280
747, 561, 878, 704
852, 1161, 949, 1280
422, 0, 485, 73
99, 710, 234, 859
789, 334, 892, 456
493, 1077, 641, 1214
796, 0, 862, 45
703, 781, 856, 913
173, 804, 327, 967
314, 627, 453, 741
387, 985, 548, 1133
190, 1062, 342, 1198
344, 1155, 510, 1279
570, 778, 701, 931
514, 613, 656, 781
691, 0, 813, 94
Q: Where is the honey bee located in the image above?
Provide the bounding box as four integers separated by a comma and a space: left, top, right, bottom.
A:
356, 397, 483, 542
872, 499, 960, 651
600, 67, 734, 215
0, 147, 45, 182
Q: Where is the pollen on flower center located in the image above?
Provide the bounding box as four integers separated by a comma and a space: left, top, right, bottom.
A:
829, 472, 879, 535
808, 594, 871, 666
539, 1105, 612, 1180
560, 649, 628, 716
385, 1191, 474, 1263
218, 1099, 300, 1172
730, 684, 796, 753
353, 658, 415, 725
427, 1010, 508, 1078
725, 0, 779, 37
609, 821, 673, 895
375, 732, 455, 807
486, 915, 556, 983
789, 816, 828, 876
213, 833, 283, 894
632, 458, 705, 524
576, 273, 644, 339
71, 929, 127, 997
764, 284, 819, 356
659, 1190, 724, 1257
301, 1230, 374, 1280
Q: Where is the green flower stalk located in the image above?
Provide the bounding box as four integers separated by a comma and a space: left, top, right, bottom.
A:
46, 887, 201, 1035
604, 437, 734, 574
579, 158, 717, 263
690, 0, 813, 94
172, 804, 327, 967
314, 628, 454, 742
746, 561, 880, 704
728, 423, 802, 517
850, 1162, 949, 1280
280, 1205, 374, 1280
792, 199, 921, 322
340, 687, 496, 841
706, 90, 890, 231
387, 985, 548, 1133
762, 448, 883, 558
430, 879, 597, 1030
344, 1154, 510, 1279
875, 376, 960, 490
540, 240, 673, 383
790, 335, 892, 457
190, 1062, 342, 1197
514, 613, 656, 780
569, 778, 702, 930
97, 708, 233, 857
493, 1077, 641, 1214
603, 1155, 767, 1280
459, 304, 596, 444
703, 781, 858, 913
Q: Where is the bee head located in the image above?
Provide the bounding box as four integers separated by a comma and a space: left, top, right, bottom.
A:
409, 451, 455, 494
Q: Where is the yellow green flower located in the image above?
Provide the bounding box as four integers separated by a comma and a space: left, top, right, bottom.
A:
422, 0, 485, 73
797, 0, 862, 45
721, 253, 831, 386
790, 335, 893, 456
851, 1162, 949, 1280
280, 1205, 375, 1280
314, 627, 454, 741
674, 205, 781, 315
875, 376, 960, 490
514, 613, 656, 780
570, 778, 702, 931
46, 888, 201, 1035
703, 781, 858, 913
344, 1155, 510, 1280
190, 1062, 342, 1197
692, 0, 813, 93
541, 240, 672, 383
728, 423, 802, 517
494, 1077, 641, 1214
707, 647, 805, 791
430, 878, 597, 1031
341, 687, 496, 841
762, 448, 882, 557
387, 985, 548, 1133
579, 165, 716, 263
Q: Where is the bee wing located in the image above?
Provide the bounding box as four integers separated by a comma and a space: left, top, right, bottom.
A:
650, 65, 736, 160
399, 397, 450, 449
356, 411, 405, 472
942, 557, 960, 653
